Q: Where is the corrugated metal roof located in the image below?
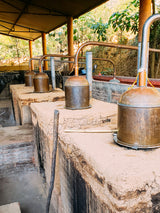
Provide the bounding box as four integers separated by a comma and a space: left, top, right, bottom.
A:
0, 0, 108, 40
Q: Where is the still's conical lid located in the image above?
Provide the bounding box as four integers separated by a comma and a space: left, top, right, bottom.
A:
119, 87, 160, 107
34, 72, 49, 79
65, 76, 89, 87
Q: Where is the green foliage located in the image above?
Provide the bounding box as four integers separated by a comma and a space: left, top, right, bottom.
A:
89, 18, 108, 41
108, 0, 139, 34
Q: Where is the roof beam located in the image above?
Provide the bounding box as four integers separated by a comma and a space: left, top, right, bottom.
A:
0, 19, 42, 33
0, 11, 64, 16
0, 24, 11, 30
8, 0, 31, 34
0, 30, 40, 33
0, 32, 32, 40
1, 0, 21, 11
20, 0, 68, 16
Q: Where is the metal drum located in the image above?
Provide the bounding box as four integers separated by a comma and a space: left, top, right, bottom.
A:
65, 76, 90, 110
33, 72, 49, 93
117, 87, 160, 149
25, 71, 35, 86
115, 14, 160, 149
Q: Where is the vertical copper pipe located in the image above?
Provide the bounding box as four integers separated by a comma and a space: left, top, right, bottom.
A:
29, 40, 33, 71
67, 17, 74, 72
42, 32, 48, 71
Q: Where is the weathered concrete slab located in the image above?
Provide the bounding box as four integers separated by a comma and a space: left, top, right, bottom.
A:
0, 125, 35, 177
30, 98, 160, 212
59, 130, 160, 212
10, 84, 65, 125
30, 99, 117, 213
0, 202, 21, 213
10, 84, 33, 125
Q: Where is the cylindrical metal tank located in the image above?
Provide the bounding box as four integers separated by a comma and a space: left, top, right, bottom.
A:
117, 87, 160, 148
25, 71, 35, 86
65, 76, 90, 110
116, 14, 160, 149
33, 72, 49, 93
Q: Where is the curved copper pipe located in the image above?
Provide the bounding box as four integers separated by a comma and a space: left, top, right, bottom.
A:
139, 14, 160, 87
92, 58, 116, 78
74, 41, 160, 76
29, 58, 40, 71
38, 54, 74, 72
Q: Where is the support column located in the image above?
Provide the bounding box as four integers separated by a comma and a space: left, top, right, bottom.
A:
86, 52, 93, 98
42, 32, 48, 71
137, 0, 151, 85
29, 40, 33, 71
67, 17, 74, 72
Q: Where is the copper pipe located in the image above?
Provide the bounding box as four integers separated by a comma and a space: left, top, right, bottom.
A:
74, 41, 160, 76
67, 17, 74, 72
38, 54, 73, 72
139, 14, 160, 86
29, 57, 40, 71
38, 42, 160, 73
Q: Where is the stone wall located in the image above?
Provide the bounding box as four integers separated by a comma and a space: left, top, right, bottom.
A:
92, 80, 129, 103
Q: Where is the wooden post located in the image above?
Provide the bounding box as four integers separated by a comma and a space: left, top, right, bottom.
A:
137, 0, 151, 85
67, 17, 74, 72
138, 0, 151, 43
42, 32, 48, 71
29, 40, 33, 71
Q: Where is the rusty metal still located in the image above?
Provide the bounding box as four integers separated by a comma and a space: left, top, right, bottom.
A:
65, 76, 90, 110
116, 14, 160, 149
24, 71, 35, 86
33, 72, 49, 93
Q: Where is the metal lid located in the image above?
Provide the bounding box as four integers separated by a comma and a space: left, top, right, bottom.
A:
119, 87, 160, 107
65, 76, 89, 87
25, 71, 35, 76
34, 72, 49, 79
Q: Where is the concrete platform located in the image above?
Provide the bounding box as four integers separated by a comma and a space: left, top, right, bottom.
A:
30, 99, 160, 212
10, 84, 65, 125
30, 99, 117, 213
0, 125, 35, 177
0, 202, 21, 213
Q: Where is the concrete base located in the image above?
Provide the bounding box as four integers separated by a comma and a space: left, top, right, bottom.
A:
10, 84, 65, 125
0, 125, 35, 177
0, 202, 21, 213
30, 99, 160, 212
30, 99, 117, 213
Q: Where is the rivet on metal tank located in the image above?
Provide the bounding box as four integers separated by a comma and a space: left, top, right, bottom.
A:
25, 71, 35, 86
115, 14, 160, 149
33, 72, 49, 93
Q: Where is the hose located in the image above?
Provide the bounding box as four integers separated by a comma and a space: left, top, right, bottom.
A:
46, 110, 59, 213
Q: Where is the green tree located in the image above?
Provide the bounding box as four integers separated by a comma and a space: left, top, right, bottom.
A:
108, 0, 139, 35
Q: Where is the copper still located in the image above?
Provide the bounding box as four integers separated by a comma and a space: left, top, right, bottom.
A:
116, 14, 160, 149
65, 76, 90, 109
24, 71, 35, 86
33, 72, 49, 93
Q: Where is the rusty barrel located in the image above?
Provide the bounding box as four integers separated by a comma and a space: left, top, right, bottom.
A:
25, 71, 35, 86
117, 87, 160, 149
33, 72, 49, 93
65, 76, 90, 110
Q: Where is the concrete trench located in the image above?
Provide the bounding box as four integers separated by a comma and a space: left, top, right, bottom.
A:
1, 81, 160, 212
